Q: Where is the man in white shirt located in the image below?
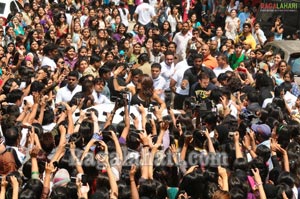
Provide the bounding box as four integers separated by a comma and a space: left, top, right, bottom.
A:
213, 54, 233, 78
170, 54, 193, 110
151, 63, 168, 101
56, 71, 82, 103
134, 0, 156, 28
92, 78, 111, 104
252, 22, 267, 46
160, 51, 175, 91
173, 22, 192, 59
41, 43, 58, 72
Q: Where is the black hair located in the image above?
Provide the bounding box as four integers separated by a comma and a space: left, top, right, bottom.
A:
64, 46, 76, 53
23, 179, 43, 199
20, 189, 38, 199
6, 89, 23, 103
4, 127, 19, 146
151, 63, 161, 70
118, 180, 131, 199
179, 169, 207, 199
2, 78, 19, 94
42, 107, 55, 125
138, 53, 150, 64
256, 145, 271, 163
43, 43, 57, 55
90, 54, 102, 64
50, 186, 70, 199
139, 179, 157, 198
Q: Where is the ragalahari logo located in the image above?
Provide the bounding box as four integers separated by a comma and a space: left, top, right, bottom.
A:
260, 2, 300, 12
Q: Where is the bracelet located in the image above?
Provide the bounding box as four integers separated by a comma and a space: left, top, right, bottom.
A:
76, 121, 82, 125
31, 171, 39, 175
143, 145, 150, 148
256, 182, 263, 186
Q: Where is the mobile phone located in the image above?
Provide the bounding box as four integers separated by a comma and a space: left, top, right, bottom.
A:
176, 120, 180, 127
237, 67, 247, 73
130, 113, 136, 120
75, 112, 80, 117
24, 100, 27, 105
103, 111, 108, 116
71, 177, 76, 183
246, 127, 251, 134
201, 125, 206, 134
228, 132, 235, 138
81, 174, 88, 186
86, 112, 91, 117
119, 111, 125, 117
53, 161, 58, 168
22, 124, 31, 130
147, 113, 152, 120
92, 133, 102, 141
247, 176, 256, 190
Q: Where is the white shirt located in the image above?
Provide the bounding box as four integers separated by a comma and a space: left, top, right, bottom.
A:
172, 59, 191, 95
41, 56, 56, 71
284, 91, 297, 109
168, 14, 182, 33
253, 29, 267, 45
217, 100, 238, 118
134, 3, 156, 25
118, 7, 129, 27
92, 90, 111, 104
153, 75, 168, 100
213, 65, 233, 77
160, 61, 175, 91
173, 31, 192, 59
56, 84, 82, 103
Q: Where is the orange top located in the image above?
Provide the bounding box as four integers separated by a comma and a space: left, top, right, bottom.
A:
203, 55, 218, 69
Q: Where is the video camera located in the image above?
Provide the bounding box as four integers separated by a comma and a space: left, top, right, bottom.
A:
184, 97, 215, 118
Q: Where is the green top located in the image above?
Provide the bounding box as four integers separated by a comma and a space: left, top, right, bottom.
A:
229, 53, 246, 70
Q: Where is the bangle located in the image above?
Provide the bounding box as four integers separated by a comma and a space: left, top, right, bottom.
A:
256, 182, 263, 186
143, 145, 150, 148
76, 121, 82, 125
31, 171, 39, 175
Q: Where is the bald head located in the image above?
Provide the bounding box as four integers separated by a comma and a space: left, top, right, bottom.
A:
201, 44, 211, 57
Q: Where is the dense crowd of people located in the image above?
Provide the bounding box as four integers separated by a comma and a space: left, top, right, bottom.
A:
0, 0, 300, 198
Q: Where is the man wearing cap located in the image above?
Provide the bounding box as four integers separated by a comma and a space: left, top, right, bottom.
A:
249, 123, 273, 170
251, 124, 272, 146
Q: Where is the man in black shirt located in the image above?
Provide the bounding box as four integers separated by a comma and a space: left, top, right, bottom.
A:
181, 53, 217, 95
190, 72, 217, 101
108, 63, 127, 101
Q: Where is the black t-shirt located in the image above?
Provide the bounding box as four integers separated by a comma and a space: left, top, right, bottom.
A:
183, 66, 216, 89
107, 76, 127, 101
131, 94, 151, 107
190, 82, 217, 100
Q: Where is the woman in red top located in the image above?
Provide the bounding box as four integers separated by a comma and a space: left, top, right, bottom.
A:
56, 13, 69, 39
